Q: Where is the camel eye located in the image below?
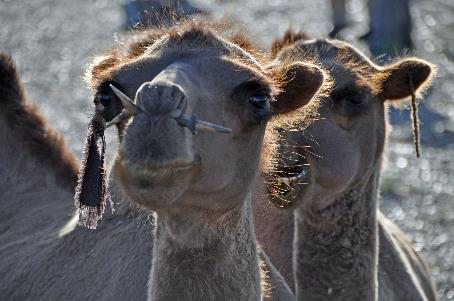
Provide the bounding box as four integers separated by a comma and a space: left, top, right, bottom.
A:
94, 93, 112, 107
345, 97, 364, 105
249, 95, 271, 110
94, 92, 124, 122
333, 88, 365, 107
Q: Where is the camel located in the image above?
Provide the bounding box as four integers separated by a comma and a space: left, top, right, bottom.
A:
254, 33, 438, 300
0, 22, 325, 300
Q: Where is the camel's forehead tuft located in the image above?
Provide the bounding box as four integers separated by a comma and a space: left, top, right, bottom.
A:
86, 22, 257, 89
166, 23, 222, 48
270, 29, 311, 58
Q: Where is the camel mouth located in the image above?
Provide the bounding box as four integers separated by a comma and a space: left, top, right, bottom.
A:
266, 162, 311, 209
115, 155, 200, 186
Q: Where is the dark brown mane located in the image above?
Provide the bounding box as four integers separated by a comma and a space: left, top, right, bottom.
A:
87, 21, 257, 89
229, 32, 255, 54
270, 29, 310, 59
0, 53, 79, 191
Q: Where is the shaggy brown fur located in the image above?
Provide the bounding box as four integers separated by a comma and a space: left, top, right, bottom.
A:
0, 53, 78, 191
86, 21, 264, 90
270, 30, 311, 59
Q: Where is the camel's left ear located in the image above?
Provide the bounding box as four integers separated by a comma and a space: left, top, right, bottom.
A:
380, 58, 435, 101
269, 62, 324, 115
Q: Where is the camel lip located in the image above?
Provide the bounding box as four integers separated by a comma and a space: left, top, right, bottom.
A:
274, 163, 311, 192
266, 163, 311, 208
115, 155, 200, 183
129, 159, 195, 171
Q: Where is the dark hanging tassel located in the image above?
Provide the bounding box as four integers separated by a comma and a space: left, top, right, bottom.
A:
409, 76, 421, 158
74, 109, 108, 229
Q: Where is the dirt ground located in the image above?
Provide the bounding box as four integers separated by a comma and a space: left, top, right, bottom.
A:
1, 0, 452, 299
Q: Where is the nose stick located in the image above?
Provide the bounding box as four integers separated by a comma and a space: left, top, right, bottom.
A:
175, 114, 232, 135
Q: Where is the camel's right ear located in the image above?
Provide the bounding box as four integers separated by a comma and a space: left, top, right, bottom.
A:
379, 58, 435, 101
378, 58, 435, 158
269, 62, 324, 116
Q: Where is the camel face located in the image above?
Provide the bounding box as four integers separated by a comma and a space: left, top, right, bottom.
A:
113, 39, 271, 211
88, 25, 324, 213
268, 39, 434, 211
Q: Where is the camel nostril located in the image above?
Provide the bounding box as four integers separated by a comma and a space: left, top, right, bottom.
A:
172, 96, 187, 118
135, 82, 186, 116
170, 84, 184, 100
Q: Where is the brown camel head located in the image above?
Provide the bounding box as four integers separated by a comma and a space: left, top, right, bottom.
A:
86, 23, 324, 215
266, 34, 435, 211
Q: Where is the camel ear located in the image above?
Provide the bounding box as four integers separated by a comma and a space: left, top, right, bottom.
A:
270, 62, 324, 115
380, 58, 435, 101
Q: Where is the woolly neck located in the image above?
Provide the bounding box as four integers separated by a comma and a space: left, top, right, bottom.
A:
148, 194, 262, 301
294, 171, 380, 301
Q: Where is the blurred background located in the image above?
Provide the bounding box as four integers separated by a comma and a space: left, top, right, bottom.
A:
0, 0, 452, 299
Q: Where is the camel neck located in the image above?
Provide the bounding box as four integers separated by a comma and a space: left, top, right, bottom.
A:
294, 171, 380, 301
148, 194, 261, 301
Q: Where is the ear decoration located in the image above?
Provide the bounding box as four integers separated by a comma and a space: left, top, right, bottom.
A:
409, 77, 421, 158
74, 106, 108, 229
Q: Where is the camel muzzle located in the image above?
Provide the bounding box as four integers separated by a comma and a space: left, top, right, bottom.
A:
107, 84, 232, 134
